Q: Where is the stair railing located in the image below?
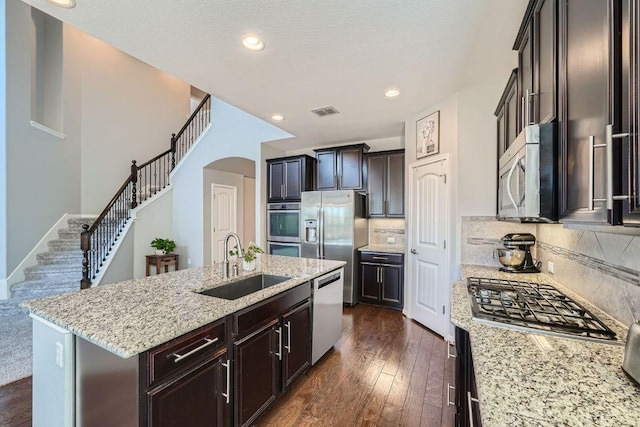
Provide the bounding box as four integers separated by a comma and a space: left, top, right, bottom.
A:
80, 94, 211, 289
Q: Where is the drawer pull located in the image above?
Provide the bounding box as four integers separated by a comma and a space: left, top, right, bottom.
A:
172, 337, 219, 363
372, 256, 388, 260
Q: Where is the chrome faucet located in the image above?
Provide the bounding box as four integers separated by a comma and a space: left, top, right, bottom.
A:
222, 233, 243, 279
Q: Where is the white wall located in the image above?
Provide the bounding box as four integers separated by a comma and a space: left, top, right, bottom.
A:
1, 1, 190, 292
171, 98, 292, 268
5, 0, 82, 277
132, 189, 173, 278
74, 27, 190, 213
0, 0, 7, 294
283, 136, 404, 157
100, 224, 134, 285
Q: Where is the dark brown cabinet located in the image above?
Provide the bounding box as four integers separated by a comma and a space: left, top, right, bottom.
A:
234, 320, 279, 427
359, 251, 403, 310
454, 327, 482, 427
147, 349, 230, 427
314, 144, 369, 191
558, 0, 619, 224
232, 284, 311, 426
267, 155, 315, 202
495, 70, 519, 157
514, 0, 558, 129
366, 150, 405, 218
143, 319, 230, 427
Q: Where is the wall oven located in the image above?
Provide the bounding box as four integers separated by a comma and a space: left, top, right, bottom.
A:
267, 203, 302, 243
267, 241, 301, 258
498, 122, 557, 222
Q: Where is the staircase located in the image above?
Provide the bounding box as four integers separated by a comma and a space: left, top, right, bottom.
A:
0, 217, 96, 315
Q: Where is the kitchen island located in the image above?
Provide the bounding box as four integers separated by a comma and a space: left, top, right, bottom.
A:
23, 255, 345, 427
452, 265, 640, 426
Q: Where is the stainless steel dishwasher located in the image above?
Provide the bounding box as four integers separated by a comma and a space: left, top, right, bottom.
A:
312, 268, 344, 364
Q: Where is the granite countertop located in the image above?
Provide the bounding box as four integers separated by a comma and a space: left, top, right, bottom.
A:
358, 244, 405, 254
452, 265, 640, 426
22, 255, 345, 359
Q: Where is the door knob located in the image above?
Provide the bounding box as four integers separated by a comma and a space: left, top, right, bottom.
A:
411, 249, 418, 254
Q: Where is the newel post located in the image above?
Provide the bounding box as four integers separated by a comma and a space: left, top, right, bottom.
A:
131, 160, 138, 209
170, 133, 177, 170
80, 224, 91, 289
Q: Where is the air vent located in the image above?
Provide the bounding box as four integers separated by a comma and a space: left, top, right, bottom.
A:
311, 106, 340, 117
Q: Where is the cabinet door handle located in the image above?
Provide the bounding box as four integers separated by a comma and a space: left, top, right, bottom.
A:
284, 321, 291, 354
221, 359, 231, 404
446, 341, 457, 359
275, 327, 283, 360
281, 184, 285, 199
446, 383, 455, 407
172, 337, 218, 363
380, 268, 384, 283
589, 135, 609, 210
605, 124, 631, 208
376, 267, 381, 283
467, 391, 480, 427
521, 95, 525, 129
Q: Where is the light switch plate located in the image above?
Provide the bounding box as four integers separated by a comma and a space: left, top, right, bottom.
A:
56, 342, 64, 368
548, 261, 555, 274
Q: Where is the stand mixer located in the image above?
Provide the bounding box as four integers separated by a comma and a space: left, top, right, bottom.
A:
496, 233, 541, 273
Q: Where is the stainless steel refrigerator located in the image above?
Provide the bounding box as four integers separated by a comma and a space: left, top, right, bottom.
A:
301, 190, 368, 305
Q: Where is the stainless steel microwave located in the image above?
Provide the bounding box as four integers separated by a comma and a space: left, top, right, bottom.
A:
498, 123, 557, 222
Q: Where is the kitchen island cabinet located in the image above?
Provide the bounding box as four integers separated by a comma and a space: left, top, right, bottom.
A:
23, 256, 345, 427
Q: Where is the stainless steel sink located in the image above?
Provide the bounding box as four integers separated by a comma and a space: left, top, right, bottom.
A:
199, 274, 291, 300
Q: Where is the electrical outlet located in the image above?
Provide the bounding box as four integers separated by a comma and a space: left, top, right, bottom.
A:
387, 237, 396, 243
188, 258, 191, 266
56, 342, 64, 368
547, 261, 555, 274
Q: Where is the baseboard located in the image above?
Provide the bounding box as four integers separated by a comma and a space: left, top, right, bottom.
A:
4, 214, 93, 298
0, 278, 8, 300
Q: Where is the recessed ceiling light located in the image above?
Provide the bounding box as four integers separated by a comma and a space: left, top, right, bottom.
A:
242, 35, 265, 51
47, 0, 76, 8
271, 114, 284, 121
385, 89, 400, 98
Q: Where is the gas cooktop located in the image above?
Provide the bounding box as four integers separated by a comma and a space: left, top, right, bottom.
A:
467, 277, 619, 344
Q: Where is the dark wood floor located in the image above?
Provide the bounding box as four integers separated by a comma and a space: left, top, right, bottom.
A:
0, 305, 454, 427
259, 305, 455, 426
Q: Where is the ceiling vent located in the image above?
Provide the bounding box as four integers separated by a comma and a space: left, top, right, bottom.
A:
311, 106, 340, 117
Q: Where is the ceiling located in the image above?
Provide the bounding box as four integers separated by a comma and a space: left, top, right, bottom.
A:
22, 0, 528, 151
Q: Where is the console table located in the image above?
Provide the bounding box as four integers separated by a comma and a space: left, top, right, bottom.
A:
145, 254, 179, 276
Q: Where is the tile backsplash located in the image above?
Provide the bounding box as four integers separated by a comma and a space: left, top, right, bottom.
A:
369, 218, 405, 245
460, 216, 640, 326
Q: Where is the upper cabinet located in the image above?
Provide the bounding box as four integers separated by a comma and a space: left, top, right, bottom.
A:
497, 0, 640, 227
366, 150, 405, 218
267, 155, 315, 202
495, 69, 519, 158
314, 144, 369, 191
514, 0, 558, 130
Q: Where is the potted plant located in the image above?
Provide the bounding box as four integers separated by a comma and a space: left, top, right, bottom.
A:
229, 242, 264, 271
150, 238, 176, 255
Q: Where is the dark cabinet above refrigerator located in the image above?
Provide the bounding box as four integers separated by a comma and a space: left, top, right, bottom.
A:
314, 144, 369, 191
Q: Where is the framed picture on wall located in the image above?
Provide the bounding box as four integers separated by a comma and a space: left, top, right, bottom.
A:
416, 110, 440, 159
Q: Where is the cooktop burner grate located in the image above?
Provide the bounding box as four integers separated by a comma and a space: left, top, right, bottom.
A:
466, 277, 617, 342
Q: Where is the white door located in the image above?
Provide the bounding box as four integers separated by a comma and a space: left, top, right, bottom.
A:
211, 184, 237, 264
408, 156, 450, 337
